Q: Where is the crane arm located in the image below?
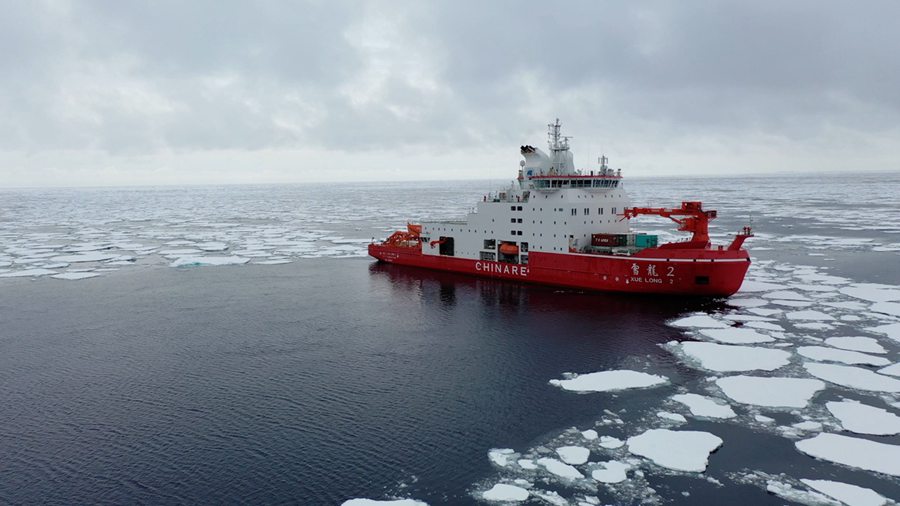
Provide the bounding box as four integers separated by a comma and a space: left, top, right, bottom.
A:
621, 201, 717, 246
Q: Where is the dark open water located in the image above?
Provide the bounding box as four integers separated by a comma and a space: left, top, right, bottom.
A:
1, 173, 899, 504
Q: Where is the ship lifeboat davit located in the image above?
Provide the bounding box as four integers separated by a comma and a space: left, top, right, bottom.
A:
499, 242, 519, 255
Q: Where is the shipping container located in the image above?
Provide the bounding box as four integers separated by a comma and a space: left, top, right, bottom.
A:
591, 233, 626, 247
634, 234, 659, 248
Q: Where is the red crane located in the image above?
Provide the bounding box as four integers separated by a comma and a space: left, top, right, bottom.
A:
622, 201, 717, 248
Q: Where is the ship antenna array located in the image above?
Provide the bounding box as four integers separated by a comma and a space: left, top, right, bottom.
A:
547, 118, 571, 152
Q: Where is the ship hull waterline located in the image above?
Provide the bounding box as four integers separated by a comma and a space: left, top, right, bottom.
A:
369, 244, 751, 297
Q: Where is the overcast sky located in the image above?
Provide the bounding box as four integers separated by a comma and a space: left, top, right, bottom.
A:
2, 0, 898, 186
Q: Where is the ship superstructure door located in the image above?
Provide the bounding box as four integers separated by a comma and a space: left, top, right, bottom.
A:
439, 236, 454, 256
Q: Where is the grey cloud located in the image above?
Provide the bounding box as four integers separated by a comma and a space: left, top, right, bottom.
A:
0, 0, 898, 174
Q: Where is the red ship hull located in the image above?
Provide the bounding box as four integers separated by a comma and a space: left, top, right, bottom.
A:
369, 243, 750, 297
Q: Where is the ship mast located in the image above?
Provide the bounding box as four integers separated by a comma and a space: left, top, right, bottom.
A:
547, 118, 572, 173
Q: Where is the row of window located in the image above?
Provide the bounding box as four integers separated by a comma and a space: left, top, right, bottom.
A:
533, 179, 620, 189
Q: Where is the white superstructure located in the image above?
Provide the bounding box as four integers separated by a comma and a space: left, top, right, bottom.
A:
421, 119, 632, 264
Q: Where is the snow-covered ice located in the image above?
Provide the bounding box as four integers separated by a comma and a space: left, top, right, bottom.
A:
871, 301, 900, 317
626, 429, 723, 472
482, 484, 529, 502
800, 479, 888, 506
549, 370, 668, 392
0, 268, 57, 277
170, 256, 250, 267
716, 376, 825, 408
556, 446, 590, 465
517, 459, 537, 470
826, 400, 900, 435
671, 393, 736, 419
536, 458, 584, 480
698, 328, 774, 344
765, 480, 839, 506
50, 252, 118, 263
840, 285, 900, 303
763, 290, 810, 301
488, 449, 514, 467
51, 272, 101, 280
657, 411, 687, 423
342, 499, 427, 506
670, 314, 729, 328
739, 280, 784, 292
795, 433, 900, 477
803, 363, 900, 393
598, 436, 624, 449
879, 363, 900, 377
581, 429, 597, 441
867, 323, 900, 342
785, 310, 835, 321
796, 346, 890, 367
591, 461, 630, 484
824, 337, 887, 355
678, 342, 790, 372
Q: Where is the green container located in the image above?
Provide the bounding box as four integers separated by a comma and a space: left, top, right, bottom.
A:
635, 234, 658, 248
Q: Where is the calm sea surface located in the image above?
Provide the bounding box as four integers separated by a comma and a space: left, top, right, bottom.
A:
1, 173, 899, 504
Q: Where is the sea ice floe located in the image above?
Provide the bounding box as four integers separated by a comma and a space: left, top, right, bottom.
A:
517, 459, 537, 470
698, 328, 774, 344
866, 322, 900, 343
591, 461, 630, 483
196, 242, 228, 252
791, 421, 823, 432
796, 346, 890, 367
763, 290, 811, 301
598, 436, 624, 449
766, 480, 841, 505
840, 284, 900, 303
488, 448, 515, 467
626, 429, 723, 472
341, 499, 427, 506
556, 446, 590, 465
482, 483, 529, 502
800, 479, 888, 506
51, 272, 101, 280
678, 342, 790, 372
657, 411, 687, 423
549, 370, 668, 393
803, 363, 900, 393
727, 298, 770, 308
159, 248, 203, 257
879, 363, 900, 377
771, 300, 814, 308
747, 307, 783, 317
716, 376, 825, 408
581, 429, 598, 440
826, 400, 900, 436
795, 433, 900, 477
49, 252, 118, 263
754, 415, 775, 423
670, 314, 729, 328
739, 280, 784, 292
786, 310, 835, 321
170, 256, 250, 267
743, 321, 785, 332
824, 337, 887, 355
536, 458, 584, 480
0, 268, 57, 277
871, 301, 900, 318
671, 393, 736, 419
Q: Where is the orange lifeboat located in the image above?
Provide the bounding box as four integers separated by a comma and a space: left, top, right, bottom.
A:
407, 223, 422, 235
499, 243, 519, 255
